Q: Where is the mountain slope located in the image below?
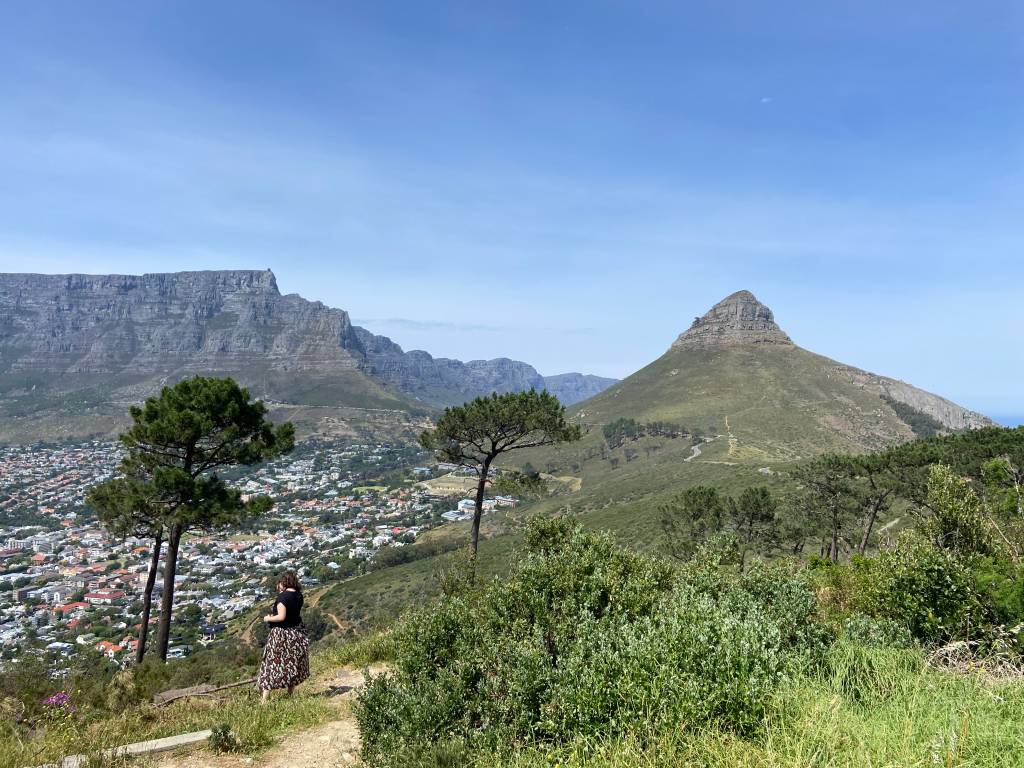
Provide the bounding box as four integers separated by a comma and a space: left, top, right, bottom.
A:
575, 290, 991, 459
498, 291, 994, 556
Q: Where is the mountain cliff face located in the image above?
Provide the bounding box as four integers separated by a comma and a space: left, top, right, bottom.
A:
0, 270, 365, 376
672, 290, 793, 349
354, 327, 541, 404
0, 270, 616, 440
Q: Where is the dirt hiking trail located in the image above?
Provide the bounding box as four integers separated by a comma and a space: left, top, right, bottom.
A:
154, 664, 384, 768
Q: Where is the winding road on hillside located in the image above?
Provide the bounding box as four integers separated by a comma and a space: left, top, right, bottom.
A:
684, 424, 727, 464
683, 441, 703, 462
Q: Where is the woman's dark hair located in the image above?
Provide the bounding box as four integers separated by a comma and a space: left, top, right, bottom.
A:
278, 571, 302, 593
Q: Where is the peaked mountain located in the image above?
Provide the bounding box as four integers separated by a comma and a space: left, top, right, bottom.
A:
353, 328, 564, 406
0, 270, 613, 441
541, 373, 619, 405
575, 290, 991, 458
672, 290, 793, 349
354, 326, 616, 406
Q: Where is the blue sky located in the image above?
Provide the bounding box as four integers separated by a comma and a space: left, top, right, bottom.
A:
0, 2, 1021, 423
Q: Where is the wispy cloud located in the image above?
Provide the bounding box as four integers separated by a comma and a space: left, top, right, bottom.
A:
355, 317, 597, 336
0, 4, 1020, 410
355, 317, 511, 333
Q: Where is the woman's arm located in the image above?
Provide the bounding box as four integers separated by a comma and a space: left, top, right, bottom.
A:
264, 602, 287, 623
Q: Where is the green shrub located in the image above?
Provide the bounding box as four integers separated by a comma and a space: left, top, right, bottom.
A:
808, 463, 1024, 650
0, 652, 54, 722
369, 737, 474, 768
972, 556, 1024, 631
856, 530, 986, 643
355, 517, 824, 766
546, 589, 793, 737
924, 464, 999, 558
209, 722, 240, 753
487, 643, 1024, 768
732, 562, 828, 656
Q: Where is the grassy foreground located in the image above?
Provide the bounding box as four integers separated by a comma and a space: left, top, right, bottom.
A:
9, 455, 1024, 767
0, 690, 334, 768
0, 635, 390, 768
493, 645, 1024, 768
2, 633, 1021, 767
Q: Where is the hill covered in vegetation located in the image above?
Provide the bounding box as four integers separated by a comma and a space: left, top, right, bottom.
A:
575, 290, 989, 458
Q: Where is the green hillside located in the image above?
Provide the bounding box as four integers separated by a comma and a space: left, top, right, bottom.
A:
312, 291, 996, 631
0, 367, 426, 443
575, 344, 913, 460
517, 290, 990, 517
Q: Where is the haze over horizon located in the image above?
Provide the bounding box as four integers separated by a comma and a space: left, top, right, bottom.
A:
1, 2, 1021, 422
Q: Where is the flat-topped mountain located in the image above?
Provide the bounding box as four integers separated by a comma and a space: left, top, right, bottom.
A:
577, 290, 991, 457
1, 270, 365, 376
0, 270, 614, 441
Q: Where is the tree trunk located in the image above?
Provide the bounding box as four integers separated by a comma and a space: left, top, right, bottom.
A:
858, 499, 883, 556
136, 529, 163, 664
740, 516, 756, 572
155, 524, 183, 662
470, 457, 494, 559
1012, 466, 1024, 519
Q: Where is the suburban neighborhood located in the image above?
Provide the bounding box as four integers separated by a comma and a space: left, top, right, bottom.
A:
0, 437, 512, 666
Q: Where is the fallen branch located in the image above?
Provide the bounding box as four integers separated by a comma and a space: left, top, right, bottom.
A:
153, 677, 256, 706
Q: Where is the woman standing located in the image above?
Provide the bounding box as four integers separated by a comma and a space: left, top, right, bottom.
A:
256, 571, 310, 702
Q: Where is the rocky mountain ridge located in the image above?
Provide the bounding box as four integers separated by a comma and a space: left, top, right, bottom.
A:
0, 270, 614, 428
541, 372, 620, 405
354, 325, 616, 406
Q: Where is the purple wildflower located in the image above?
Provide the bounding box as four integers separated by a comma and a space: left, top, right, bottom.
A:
42, 691, 76, 711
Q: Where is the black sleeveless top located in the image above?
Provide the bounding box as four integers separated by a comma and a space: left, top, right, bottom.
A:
274, 589, 303, 629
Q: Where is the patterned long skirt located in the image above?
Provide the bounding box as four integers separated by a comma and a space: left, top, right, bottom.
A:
256, 626, 310, 691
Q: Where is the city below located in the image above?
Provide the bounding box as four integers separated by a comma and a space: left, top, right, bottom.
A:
0, 437, 513, 664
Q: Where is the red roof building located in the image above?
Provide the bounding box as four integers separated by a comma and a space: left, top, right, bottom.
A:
84, 590, 125, 605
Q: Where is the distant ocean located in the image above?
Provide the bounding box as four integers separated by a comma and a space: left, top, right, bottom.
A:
991, 415, 1024, 428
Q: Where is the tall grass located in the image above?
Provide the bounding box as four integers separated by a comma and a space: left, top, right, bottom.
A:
483, 642, 1024, 768
0, 675, 335, 768
0, 626, 396, 768
312, 631, 393, 673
